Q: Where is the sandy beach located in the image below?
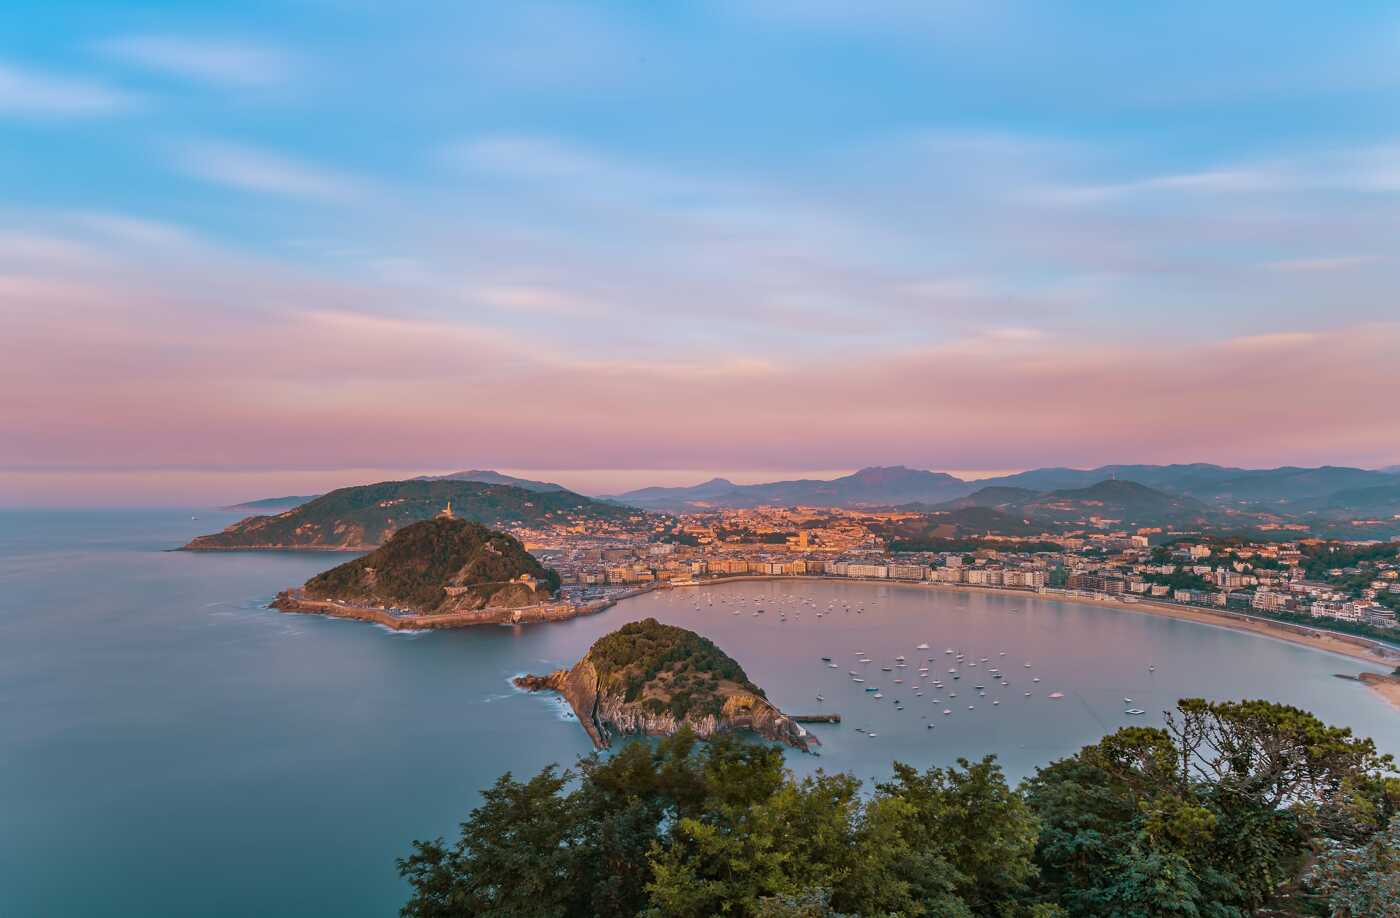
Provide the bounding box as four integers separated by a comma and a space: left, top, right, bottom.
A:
1360, 674, 1400, 712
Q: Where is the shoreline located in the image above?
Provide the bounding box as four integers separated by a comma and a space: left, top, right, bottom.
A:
269, 584, 659, 630
1359, 673, 1400, 712
272, 571, 1400, 710
669, 575, 1400, 708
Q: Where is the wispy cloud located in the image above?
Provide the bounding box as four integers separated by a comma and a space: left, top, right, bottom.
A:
172, 140, 367, 201
1265, 255, 1385, 273
0, 61, 135, 117
99, 35, 298, 88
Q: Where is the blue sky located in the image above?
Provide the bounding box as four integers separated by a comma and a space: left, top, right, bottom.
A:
3, 2, 1399, 504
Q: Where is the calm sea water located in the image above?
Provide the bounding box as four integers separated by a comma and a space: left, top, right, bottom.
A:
3, 509, 1397, 917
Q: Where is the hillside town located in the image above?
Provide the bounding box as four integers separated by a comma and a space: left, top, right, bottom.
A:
522, 506, 1400, 638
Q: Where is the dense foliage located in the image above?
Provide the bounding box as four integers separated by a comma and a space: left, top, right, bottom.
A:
400, 699, 1399, 917
587, 618, 762, 716
305, 517, 559, 611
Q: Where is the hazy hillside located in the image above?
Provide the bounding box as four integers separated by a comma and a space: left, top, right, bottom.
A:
613, 466, 972, 510
185, 479, 633, 550
413, 470, 567, 492
221, 495, 318, 513
976, 463, 1394, 507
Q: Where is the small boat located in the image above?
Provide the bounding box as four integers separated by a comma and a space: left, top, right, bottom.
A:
1123, 697, 1132, 704
1032, 677, 1041, 683
916, 643, 930, 650
816, 694, 824, 702
943, 709, 952, 715
1025, 692, 1031, 697
881, 667, 893, 672
1126, 708, 1145, 716
873, 692, 883, 699
1048, 692, 1065, 699
868, 732, 878, 737
968, 705, 975, 710
852, 677, 865, 683
992, 700, 1000, 705
828, 663, 838, 669
821, 656, 832, 662
865, 686, 878, 692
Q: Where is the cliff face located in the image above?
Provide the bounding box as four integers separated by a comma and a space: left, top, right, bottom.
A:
516, 620, 815, 752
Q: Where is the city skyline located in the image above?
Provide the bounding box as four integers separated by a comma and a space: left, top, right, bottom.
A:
4, 2, 1400, 506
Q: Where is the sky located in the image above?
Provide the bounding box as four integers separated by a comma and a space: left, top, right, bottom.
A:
3, 1, 1400, 506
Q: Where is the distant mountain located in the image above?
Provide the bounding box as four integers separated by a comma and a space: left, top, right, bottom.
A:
976, 464, 1395, 508
221, 470, 566, 514
1379, 465, 1400, 475
924, 479, 1245, 531
220, 495, 318, 513
609, 477, 740, 507
611, 466, 972, 510
414, 469, 567, 492
1299, 482, 1400, 517
183, 479, 633, 550
1026, 480, 1216, 526
289, 517, 558, 613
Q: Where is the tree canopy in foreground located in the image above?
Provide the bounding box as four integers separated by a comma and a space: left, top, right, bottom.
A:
399, 698, 1399, 918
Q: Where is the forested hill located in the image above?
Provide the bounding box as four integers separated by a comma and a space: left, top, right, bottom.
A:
299, 517, 558, 613
184, 479, 634, 550
516, 619, 813, 752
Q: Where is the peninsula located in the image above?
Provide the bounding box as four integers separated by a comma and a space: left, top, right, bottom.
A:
515, 618, 817, 751
185, 478, 636, 551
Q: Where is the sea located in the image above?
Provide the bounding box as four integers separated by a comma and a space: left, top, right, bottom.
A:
3, 509, 1397, 917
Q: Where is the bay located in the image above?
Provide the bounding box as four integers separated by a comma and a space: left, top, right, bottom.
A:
2, 509, 1396, 917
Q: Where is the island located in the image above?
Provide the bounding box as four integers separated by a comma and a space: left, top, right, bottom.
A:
272, 515, 575, 627
515, 618, 817, 752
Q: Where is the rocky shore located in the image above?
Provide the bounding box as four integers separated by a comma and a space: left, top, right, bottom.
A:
515, 621, 817, 752
271, 588, 628, 630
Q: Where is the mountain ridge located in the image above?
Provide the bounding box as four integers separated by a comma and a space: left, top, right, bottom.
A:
184, 479, 631, 550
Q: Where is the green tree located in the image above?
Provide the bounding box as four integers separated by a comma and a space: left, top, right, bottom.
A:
1306, 814, 1400, 917
398, 766, 582, 918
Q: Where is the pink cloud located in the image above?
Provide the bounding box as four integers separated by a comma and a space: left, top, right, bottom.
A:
4, 264, 1398, 497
